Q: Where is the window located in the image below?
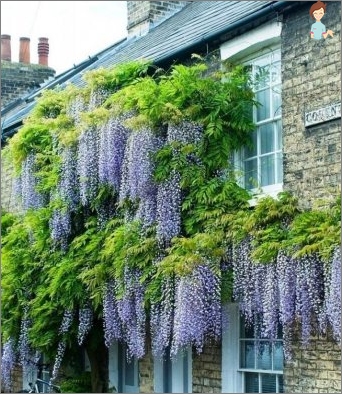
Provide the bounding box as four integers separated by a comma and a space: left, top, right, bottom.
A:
221, 304, 284, 393
239, 316, 284, 393
236, 48, 283, 196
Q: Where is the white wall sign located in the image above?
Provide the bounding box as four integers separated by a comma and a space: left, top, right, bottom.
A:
305, 103, 341, 127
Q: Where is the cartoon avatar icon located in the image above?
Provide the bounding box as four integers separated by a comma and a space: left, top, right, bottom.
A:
309, 1, 334, 40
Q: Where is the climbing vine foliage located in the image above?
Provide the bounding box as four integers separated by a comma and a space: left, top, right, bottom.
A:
1, 59, 340, 389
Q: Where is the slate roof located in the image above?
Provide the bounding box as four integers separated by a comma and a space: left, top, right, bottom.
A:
1, 1, 292, 141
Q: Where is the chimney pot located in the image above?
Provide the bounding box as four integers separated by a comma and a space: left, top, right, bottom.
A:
19, 37, 30, 64
1, 34, 12, 61
38, 37, 49, 66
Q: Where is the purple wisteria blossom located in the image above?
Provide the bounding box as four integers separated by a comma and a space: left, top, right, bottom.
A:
17, 307, 37, 373
156, 170, 182, 246
99, 116, 130, 193
262, 263, 279, 339
66, 95, 86, 126
1, 338, 16, 392
49, 207, 71, 250
51, 309, 74, 381
326, 247, 341, 343
119, 127, 163, 228
150, 276, 175, 359
77, 126, 100, 206
232, 238, 261, 324
117, 267, 146, 360
103, 280, 123, 347
294, 254, 324, 345
88, 89, 108, 111
51, 341, 66, 381
21, 153, 46, 211
78, 305, 94, 346
59, 309, 74, 334
59, 146, 80, 210
167, 121, 203, 145
170, 264, 221, 357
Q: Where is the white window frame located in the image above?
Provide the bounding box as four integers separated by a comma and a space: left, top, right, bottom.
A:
235, 47, 283, 199
222, 304, 284, 393
220, 21, 283, 203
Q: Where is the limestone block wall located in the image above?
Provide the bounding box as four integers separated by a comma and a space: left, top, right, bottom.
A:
138, 336, 154, 393
192, 343, 222, 393
284, 331, 341, 393
281, 1, 341, 209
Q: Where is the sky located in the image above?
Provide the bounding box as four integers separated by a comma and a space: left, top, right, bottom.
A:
1, 1, 128, 75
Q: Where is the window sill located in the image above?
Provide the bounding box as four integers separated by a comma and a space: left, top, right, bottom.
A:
248, 184, 283, 207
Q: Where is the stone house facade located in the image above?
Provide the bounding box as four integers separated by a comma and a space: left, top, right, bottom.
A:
1, 1, 340, 393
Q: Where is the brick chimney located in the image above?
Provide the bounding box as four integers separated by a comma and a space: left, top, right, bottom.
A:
127, 1, 191, 38
1, 34, 11, 61
19, 37, 30, 64
38, 37, 49, 66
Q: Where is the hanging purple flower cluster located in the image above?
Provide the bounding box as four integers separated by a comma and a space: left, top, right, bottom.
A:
156, 170, 182, 246
232, 238, 264, 324
170, 264, 221, 357
119, 127, 163, 228
59, 309, 74, 334
77, 126, 100, 206
59, 146, 80, 211
17, 306, 35, 373
232, 238, 333, 359
103, 280, 123, 347
150, 276, 175, 359
167, 121, 203, 145
51, 309, 74, 381
88, 89, 109, 111
51, 341, 66, 381
20, 153, 46, 211
325, 247, 341, 343
49, 207, 71, 250
66, 95, 86, 127
98, 116, 130, 193
117, 267, 146, 360
1, 338, 16, 392
77, 305, 94, 346
294, 254, 324, 345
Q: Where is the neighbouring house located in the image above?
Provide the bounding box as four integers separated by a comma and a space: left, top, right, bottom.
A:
1, 1, 341, 393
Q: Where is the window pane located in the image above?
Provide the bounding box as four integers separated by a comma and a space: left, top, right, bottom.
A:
241, 340, 256, 368
278, 374, 284, 393
256, 89, 270, 121
125, 359, 135, 386
260, 155, 275, 186
273, 342, 284, 370
260, 124, 274, 154
257, 342, 272, 370
245, 129, 257, 158
245, 372, 259, 393
275, 120, 282, 150
244, 159, 258, 189
270, 61, 281, 85
255, 65, 270, 89
272, 87, 282, 117
276, 152, 283, 183
261, 374, 277, 393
